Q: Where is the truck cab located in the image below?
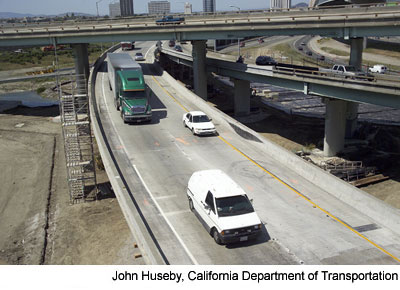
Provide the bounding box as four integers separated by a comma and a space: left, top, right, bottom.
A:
116, 70, 152, 123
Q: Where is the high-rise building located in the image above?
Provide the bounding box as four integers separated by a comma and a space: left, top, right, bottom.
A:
120, 0, 134, 16
184, 2, 192, 14
270, 0, 291, 9
148, 1, 171, 15
203, 0, 216, 13
109, 2, 121, 17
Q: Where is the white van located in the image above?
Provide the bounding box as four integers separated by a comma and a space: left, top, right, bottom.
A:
369, 64, 387, 74
187, 169, 262, 244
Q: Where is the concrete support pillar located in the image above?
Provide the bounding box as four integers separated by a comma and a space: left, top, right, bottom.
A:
233, 79, 251, 116
323, 98, 347, 157
191, 40, 207, 100
349, 37, 363, 70
345, 101, 359, 139
72, 43, 89, 94
345, 37, 363, 138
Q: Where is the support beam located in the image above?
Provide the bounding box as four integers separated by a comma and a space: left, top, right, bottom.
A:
233, 79, 251, 116
191, 40, 207, 100
323, 98, 347, 157
72, 43, 89, 94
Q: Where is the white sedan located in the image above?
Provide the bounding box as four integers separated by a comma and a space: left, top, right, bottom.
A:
182, 111, 217, 136
135, 52, 145, 61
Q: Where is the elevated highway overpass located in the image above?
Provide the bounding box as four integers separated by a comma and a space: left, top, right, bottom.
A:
0, 5, 400, 47
88, 43, 400, 265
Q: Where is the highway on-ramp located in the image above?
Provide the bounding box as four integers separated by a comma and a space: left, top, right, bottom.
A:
93, 42, 400, 265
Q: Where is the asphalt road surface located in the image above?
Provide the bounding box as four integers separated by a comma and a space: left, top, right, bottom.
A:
94, 42, 400, 265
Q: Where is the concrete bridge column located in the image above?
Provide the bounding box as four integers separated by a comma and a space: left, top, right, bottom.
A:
72, 43, 89, 94
323, 98, 347, 157
233, 79, 251, 116
191, 40, 207, 100
345, 37, 363, 138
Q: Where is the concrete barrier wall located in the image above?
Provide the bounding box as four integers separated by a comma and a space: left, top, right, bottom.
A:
160, 67, 400, 235
88, 46, 166, 265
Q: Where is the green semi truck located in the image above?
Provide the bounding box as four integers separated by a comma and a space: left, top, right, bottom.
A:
106, 53, 152, 123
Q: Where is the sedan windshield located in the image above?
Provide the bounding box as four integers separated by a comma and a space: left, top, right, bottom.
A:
193, 115, 210, 123
216, 195, 254, 217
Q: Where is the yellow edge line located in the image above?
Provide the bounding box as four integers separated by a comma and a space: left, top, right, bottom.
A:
153, 74, 400, 264
218, 135, 400, 263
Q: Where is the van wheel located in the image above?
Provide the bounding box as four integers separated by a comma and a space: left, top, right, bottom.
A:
188, 198, 194, 211
213, 229, 222, 245
191, 128, 195, 135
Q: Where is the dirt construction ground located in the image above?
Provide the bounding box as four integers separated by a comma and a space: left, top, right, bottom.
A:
0, 106, 144, 265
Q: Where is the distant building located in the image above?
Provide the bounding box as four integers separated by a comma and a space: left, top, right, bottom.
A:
184, 2, 192, 14
109, 2, 121, 17
120, 0, 134, 16
148, 1, 171, 15
203, 0, 216, 13
270, 0, 291, 9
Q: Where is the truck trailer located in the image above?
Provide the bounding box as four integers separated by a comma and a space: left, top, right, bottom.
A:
106, 53, 152, 123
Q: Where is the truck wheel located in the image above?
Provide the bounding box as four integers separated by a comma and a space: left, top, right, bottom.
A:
213, 229, 222, 245
121, 111, 126, 123
188, 198, 194, 211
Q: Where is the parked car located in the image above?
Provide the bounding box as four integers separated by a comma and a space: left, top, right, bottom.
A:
240, 41, 245, 47
182, 111, 217, 136
300, 42, 306, 46
174, 45, 183, 52
135, 52, 145, 61
255, 56, 277, 65
306, 51, 312, 56
187, 169, 263, 244
258, 38, 264, 44
318, 55, 325, 61
369, 64, 387, 74
298, 46, 303, 51
168, 40, 175, 47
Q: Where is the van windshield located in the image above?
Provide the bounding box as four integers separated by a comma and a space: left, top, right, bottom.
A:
215, 195, 254, 217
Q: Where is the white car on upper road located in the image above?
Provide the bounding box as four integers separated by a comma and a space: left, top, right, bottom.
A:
182, 111, 217, 136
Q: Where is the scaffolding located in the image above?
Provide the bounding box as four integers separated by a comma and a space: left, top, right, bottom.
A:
58, 74, 97, 203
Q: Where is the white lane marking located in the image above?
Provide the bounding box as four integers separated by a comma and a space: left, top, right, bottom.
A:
133, 165, 199, 265
145, 43, 156, 60
100, 71, 199, 265
165, 209, 191, 217
154, 195, 177, 200
174, 142, 192, 161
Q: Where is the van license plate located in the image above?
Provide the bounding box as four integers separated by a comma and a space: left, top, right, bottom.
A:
240, 236, 248, 241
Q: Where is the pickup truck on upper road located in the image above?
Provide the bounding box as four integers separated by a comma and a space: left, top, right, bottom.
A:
320, 64, 374, 81
156, 15, 185, 25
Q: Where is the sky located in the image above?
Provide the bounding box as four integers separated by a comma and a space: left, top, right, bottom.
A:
0, 0, 306, 16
